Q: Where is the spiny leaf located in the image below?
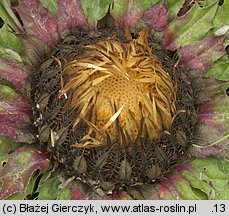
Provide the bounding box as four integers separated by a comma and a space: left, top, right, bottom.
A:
193, 124, 228, 158
164, 3, 218, 50
25, 172, 39, 197
0, 85, 33, 143
0, 0, 24, 33
81, 0, 112, 27
0, 84, 17, 100
142, 0, 158, 11
166, 0, 185, 21
40, 0, 58, 16
182, 170, 212, 199
6, 171, 41, 200
110, 0, 143, 28
100, 181, 115, 192
159, 176, 200, 199
203, 0, 218, 7
198, 95, 229, 133
57, 0, 88, 31
206, 55, 229, 81
39, 124, 50, 143
191, 157, 228, 180
37, 177, 60, 200
192, 77, 227, 105
0, 146, 50, 200
189, 157, 229, 199
0, 56, 28, 90
158, 157, 229, 200
213, 0, 229, 29
142, 1, 168, 31
0, 24, 26, 61
57, 188, 71, 200
181, 35, 226, 73
176, 130, 187, 146
0, 136, 21, 170
14, 0, 58, 48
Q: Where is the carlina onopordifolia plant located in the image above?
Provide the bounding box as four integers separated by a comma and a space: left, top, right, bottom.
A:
0, 0, 228, 200
33, 27, 195, 189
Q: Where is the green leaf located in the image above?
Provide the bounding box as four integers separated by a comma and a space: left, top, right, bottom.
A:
0, 24, 25, 61
81, 0, 112, 27
203, 0, 218, 7
159, 157, 229, 200
213, 0, 229, 29
40, 0, 58, 16
37, 165, 58, 188
217, 157, 229, 175
191, 157, 228, 180
214, 179, 229, 199
0, 84, 17, 100
6, 193, 24, 200
190, 157, 229, 199
10, 0, 19, 6
164, 3, 218, 50
0, 77, 16, 89
0, 0, 23, 33
110, 0, 126, 18
166, 0, 185, 21
182, 170, 213, 198
57, 188, 71, 200
206, 55, 229, 81
26, 172, 39, 196
143, 0, 158, 11
173, 178, 201, 200
191, 188, 208, 200
110, 0, 160, 17
37, 177, 60, 200
224, 37, 229, 47
37, 176, 72, 200
110, 0, 144, 28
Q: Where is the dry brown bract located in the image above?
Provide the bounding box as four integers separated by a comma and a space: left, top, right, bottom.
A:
61, 29, 177, 148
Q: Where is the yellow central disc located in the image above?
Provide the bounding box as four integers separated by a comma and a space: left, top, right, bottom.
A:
61, 29, 177, 148
95, 76, 138, 128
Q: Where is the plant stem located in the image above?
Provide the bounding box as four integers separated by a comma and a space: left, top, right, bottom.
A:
192, 134, 229, 149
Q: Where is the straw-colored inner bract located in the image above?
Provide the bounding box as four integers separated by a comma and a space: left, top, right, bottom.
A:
61, 29, 177, 148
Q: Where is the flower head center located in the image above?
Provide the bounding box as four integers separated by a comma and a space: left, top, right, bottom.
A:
61, 29, 177, 147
